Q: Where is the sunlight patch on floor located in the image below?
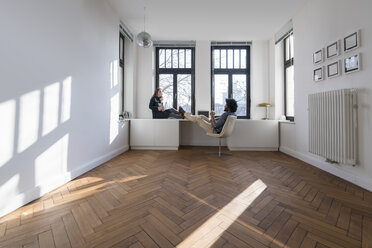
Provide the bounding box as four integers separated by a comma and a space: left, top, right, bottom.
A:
177, 179, 267, 248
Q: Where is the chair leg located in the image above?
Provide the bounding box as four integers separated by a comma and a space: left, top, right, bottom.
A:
207, 138, 233, 157
219, 138, 221, 157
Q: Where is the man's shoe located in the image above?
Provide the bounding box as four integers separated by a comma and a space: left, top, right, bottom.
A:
178, 106, 185, 114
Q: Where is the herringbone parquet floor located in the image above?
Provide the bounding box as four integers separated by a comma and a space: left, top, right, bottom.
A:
1, 147, 372, 248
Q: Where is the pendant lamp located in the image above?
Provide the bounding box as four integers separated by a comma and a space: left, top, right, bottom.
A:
136, 7, 153, 48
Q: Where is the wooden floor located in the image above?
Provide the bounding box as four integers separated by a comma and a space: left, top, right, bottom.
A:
1, 147, 372, 248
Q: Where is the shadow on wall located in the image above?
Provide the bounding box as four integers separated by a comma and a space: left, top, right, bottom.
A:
0, 76, 73, 215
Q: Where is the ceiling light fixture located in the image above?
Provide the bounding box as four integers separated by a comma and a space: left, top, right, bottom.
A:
136, 6, 153, 48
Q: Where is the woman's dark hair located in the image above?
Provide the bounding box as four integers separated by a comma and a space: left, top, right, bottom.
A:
152, 88, 161, 98
226, 98, 238, 112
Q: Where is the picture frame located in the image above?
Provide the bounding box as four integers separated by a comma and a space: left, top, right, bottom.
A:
313, 66, 324, 82
327, 61, 340, 78
344, 53, 361, 74
326, 40, 340, 59
313, 48, 324, 65
344, 30, 360, 53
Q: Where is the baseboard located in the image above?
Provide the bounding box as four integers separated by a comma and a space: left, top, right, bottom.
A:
228, 147, 279, 151
0, 145, 129, 218
130, 146, 179, 150
280, 146, 372, 192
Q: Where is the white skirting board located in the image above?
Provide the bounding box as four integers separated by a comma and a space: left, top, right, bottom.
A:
0, 145, 129, 218
228, 147, 278, 151
131, 146, 179, 150
280, 146, 372, 192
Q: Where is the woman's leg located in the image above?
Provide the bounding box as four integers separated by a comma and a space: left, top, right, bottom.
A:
165, 109, 182, 119
168, 113, 182, 119
184, 113, 215, 133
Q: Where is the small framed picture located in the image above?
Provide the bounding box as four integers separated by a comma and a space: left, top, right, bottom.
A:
326, 41, 340, 59
344, 30, 360, 52
313, 66, 324, 81
327, 61, 340, 78
313, 49, 324, 64
344, 53, 361, 74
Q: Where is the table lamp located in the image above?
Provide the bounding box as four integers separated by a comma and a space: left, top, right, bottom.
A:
258, 103, 272, 120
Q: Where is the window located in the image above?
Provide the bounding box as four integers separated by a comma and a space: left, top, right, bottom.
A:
211, 46, 250, 118
284, 33, 294, 121
156, 47, 195, 114
119, 33, 125, 114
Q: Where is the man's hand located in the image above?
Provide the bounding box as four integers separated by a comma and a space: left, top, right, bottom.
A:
210, 111, 217, 128
158, 106, 165, 111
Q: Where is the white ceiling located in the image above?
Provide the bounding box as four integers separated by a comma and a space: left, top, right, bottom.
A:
108, 0, 309, 41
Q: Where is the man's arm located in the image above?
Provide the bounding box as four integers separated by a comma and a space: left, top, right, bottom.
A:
210, 113, 217, 128
214, 113, 228, 130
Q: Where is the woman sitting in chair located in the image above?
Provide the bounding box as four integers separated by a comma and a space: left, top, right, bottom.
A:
149, 88, 182, 119
179, 98, 237, 133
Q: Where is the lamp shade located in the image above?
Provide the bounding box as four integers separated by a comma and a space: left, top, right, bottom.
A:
136, 31, 153, 48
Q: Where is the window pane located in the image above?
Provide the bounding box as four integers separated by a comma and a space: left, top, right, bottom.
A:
179, 49, 185, 68
220, 50, 226, 68
227, 49, 233, 68
232, 75, 246, 116
240, 49, 246, 69
290, 35, 294, 59
159, 74, 173, 109
166, 49, 172, 68
186, 49, 192, 68
234, 49, 240, 68
177, 74, 192, 113
286, 65, 294, 117
285, 37, 290, 61
214, 49, 220, 69
119, 37, 124, 60
172, 49, 178, 68
119, 67, 124, 112
159, 49, 165, 68
214, 74, 228, 115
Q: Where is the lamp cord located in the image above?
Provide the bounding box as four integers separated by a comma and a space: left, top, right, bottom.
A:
143, 6, 146, 32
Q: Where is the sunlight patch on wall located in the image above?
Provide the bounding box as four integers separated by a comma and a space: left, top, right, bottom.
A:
18, 90, 40, 153
34, 134, 69, 187
110, 92, 119, 144
0, 99, 16, 167
42, 82, 60, 136
61, 76, 72, 123
177, 179, 267, 248
110, 60, 119, 89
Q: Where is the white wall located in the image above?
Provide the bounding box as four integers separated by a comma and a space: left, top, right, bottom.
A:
251, 40, 270, 119
280, 0, 372, 191
135, 40, 271, 119
195, 41, 212, 112
0, 0, 130, 217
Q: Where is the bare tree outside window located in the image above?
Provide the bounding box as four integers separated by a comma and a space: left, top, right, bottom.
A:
211, 46, 250, 118
156, 47, 195, 113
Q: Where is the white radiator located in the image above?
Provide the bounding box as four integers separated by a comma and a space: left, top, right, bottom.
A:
308, 89, 358, 165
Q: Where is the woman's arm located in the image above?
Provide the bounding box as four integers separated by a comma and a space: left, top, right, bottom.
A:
149, 97, 159, 111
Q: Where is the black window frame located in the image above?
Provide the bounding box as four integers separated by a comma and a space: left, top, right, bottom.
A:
211, 45, 251, 119
119, 32, 125, 114
284, 33, 294, 122
155, 47, 196, 114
